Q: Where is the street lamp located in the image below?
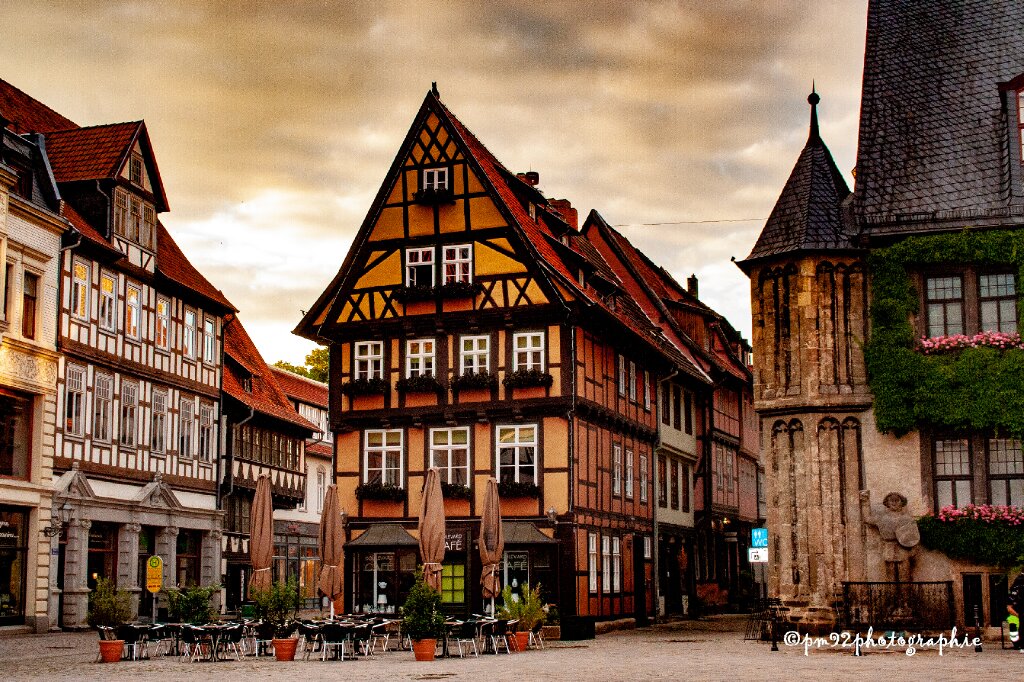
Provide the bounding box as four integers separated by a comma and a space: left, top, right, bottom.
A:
43, 501, 72, 537
546, 507, 558, 526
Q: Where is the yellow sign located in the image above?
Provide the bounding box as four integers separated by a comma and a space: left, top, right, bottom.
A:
146, 556, 163, 594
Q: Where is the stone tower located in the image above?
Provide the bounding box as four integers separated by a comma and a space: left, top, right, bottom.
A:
737, 92, 872, 629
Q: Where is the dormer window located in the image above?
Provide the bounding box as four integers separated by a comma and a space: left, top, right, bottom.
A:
130, 153, 143, 186
113, 188, 156, 250
423, 167, 448, 191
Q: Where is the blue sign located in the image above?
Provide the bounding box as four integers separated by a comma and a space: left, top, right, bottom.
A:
752, 528, 768, 548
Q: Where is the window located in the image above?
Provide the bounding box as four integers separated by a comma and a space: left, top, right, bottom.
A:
628, 361, 636, 402
988, 438, 1024, 506
672, 386, 682, 430
65, 365, 85, 436
643, 371, 651, 410
364, 429, 403, 487
430, 427, 470, 486
682, 462, 691, 513
926, 276, 964, 337
684, 391, 693, 435
405, 247, 434, 287
183, 309, 196, 358
3, 263, 12, 320
512, 332, 544, 371
611, 537, 621, 593
114, 190, 129, 239
98, 273, 116, 331
354, 341, 384, 380
601, 535, 611, 594
316, 467, 326, 514
979, 274, 1017, 333
643, 536, 652, 559
203, 317, 216, 363
618, 355, 627, 396
440, 562, 466, 604
422, 167, 448, 191
713, 441, 739, 507
198, 403, 214, 462
496, 424, 537, 484
130, 154, 143, 185
661, 384, 670, 426
625, 447, 634, 499
658, 455, 668, 507
0, 391, 32, 479
406, 338, 435, 377
151, 389, 167, 454
127, 196, 142, 242
179, 398, 195, 457
155, 298, 170, 349
125, 284, 141, 339
639, 454, 648, 503
120, 381, 138, 448
588, 532, 598, 593
21, 272, 37, 339
933, 437, 972, 510
71, 260, 89, 319
443, 244, 472, 284
612, 444, 622, 496
460, 335, 489, 374
142, 205, 156, 249
92, 373, 113, 442
670, 459, 680, 510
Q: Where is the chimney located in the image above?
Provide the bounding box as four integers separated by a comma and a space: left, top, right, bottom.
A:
549, 198, 578, 231
516, 171, 540, 187
687, 274, 698, 298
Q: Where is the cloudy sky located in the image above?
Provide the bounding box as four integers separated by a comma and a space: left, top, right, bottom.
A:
5, 1, 869, 365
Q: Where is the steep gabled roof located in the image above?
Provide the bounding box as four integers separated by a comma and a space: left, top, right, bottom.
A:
270, 365, 328, 409
61, 201, 118, 253
0, 78, 77, 134
739, 92, 852, 269
155, 222, 235, 312
223, 313, 317, 432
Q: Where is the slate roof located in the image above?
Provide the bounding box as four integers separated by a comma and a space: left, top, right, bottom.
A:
740, 93, 852, 266
854, 0, 1024, 230
0, 78, 77, 134
270, 365, 328, 408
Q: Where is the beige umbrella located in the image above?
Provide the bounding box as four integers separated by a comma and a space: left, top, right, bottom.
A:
249, 474, 274, 594
418, 468, 446, 591
318, 484, 344, 615
479, 478, 504, 611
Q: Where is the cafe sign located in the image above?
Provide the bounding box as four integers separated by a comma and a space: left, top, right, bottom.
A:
445, 530, 465, 552
146, 556, 163, 593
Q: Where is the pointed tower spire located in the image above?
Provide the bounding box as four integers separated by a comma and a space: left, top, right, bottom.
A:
808, 82, 820, 142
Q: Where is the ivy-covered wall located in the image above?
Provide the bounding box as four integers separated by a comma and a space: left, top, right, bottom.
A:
864, 229, 1024, 435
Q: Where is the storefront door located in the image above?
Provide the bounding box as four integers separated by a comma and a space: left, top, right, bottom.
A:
87, 523, 117, 590
0, 508, 28, 625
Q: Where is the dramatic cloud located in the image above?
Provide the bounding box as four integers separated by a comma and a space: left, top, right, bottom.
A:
4, 0, 869, 363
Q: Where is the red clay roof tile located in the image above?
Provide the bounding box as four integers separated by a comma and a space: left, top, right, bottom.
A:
156, 222, 235, 311
0, 78, 77, 134
269, 366, 328, 408
44, 122, 140, 183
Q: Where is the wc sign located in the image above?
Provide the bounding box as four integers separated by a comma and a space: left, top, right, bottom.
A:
751, 528, 768, 548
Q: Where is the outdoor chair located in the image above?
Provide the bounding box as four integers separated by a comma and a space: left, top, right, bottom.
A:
350, 622, 373, 656
94, 627, 117, 662
321, 623, 350, 661
528, 620, 544, 649
297, 622, 324, 660
253, 621, 276, 656
116, 624, 148, 660
179, 625, 211, 662
369, 620, 392, 653
454, 620, 480, 658
478, 620, 494, 654
219, 623, 246, 661
489, 619, 512, 654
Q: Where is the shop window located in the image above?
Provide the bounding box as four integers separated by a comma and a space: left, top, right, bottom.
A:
87, 523, 117, 590
0, 509, 28, 624
502, 551, 530, 594
0, 392, 32, 479
441, 562, 466, 604
176, 530, 202, 587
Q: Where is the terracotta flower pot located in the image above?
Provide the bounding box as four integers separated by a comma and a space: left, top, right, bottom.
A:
513, 631, 530, 652
98, 639, 124, 663
273, 637, 298, 661
411, 638, 437, 661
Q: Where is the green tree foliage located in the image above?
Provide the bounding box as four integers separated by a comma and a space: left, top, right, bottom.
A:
401, 571, 445, 640
87, 577, 133, 628
274, 346, 329, 383
163, 584, 220, 625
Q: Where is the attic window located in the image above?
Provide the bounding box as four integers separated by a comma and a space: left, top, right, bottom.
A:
423, 167, 448, 191
130, 154, 143, 186
242, 376, 252, 393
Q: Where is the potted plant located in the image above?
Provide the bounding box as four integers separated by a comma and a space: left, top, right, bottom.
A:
497, 583, 545, 652
401, 571, 445, 661
87, 577, 132, 663
164, 583, 220, 624
251, 578, 301, 661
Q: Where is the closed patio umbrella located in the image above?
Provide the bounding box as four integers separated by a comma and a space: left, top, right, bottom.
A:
318, 484, 344, 616
479, 478, 504, 611
418, 468, 446, 591
249, 474, 274, 594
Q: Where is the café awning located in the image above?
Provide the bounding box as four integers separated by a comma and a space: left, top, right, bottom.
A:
345, 523, 418, 548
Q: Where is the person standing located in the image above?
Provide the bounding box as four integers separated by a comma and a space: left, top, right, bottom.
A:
1009, 571, 1024, 652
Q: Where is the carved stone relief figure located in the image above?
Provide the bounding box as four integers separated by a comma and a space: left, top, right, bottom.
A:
860, 491, 920, 582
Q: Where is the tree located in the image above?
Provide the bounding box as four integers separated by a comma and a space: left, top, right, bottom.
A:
274, 346, 329, 383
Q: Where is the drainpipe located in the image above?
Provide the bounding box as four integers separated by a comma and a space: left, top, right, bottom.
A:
224, 406, 255, 500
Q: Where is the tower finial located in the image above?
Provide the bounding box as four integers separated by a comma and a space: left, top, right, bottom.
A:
807, 82, 820, 141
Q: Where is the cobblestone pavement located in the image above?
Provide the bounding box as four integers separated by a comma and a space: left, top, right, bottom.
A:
0, 616, 1016, 681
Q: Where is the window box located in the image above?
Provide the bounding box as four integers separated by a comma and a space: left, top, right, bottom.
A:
412, 187, 455, 205
451, 371, 498, 391
497, 481, 540, 498
439, 281, 480, 299
355, 482, 406, 502
502, 369, 554, 389
396, 375, 443, 394
440, 482, 472, 500
394, 285, 436, 303
341, 378, 390, 397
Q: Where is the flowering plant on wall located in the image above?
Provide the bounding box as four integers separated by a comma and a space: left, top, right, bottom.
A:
917, 504, 1024, 567
918, 331, 1024, 354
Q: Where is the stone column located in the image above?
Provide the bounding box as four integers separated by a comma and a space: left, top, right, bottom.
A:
47, 507, 62, 631
117, 523, 142, 618
62, 518, 91, 629
201, 530, 223, 612
157, 526, 178, 589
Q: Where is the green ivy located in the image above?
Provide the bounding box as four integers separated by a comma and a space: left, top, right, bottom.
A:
865, 229, 1024, 435
918, 515, 1024, 568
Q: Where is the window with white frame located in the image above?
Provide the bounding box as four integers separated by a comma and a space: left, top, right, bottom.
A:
151, 389, 167, 454
179, 398, 195, 458
628, 361, 637, 402
460, 335, 489, 374
422, 167, 448, 191
612, 536, 621, 592
989, 437, 1024, 506
365, 429, 403, 487
496, 424, 537, 484
65, 365, 85, 436
71, 260, 89, 320
354, 341, 383, 380
618, 355, 626, 396
125, 284, 141, 339
203, 317, 216, 363
120, 381, 138, 447
183, 309, 197, 359
639, 453, 648, 503
625, 447, 634, 499
405, 247, 434, 287
512, 332, 544, 372
406, 338, 435, 377
156, 298, 170, 350
443, 244, 472, 284
643, 536, 652, 559
601, 535, 611, 594
588, 532, 598, 593
316, 467, 326, 513
430, 427, 470, 486
198, 403, 214, 462
99, 272, 116, 331
130, 154, 143, 186
93, 373, 113, 442
612, 443, 622, 496
643, 371, 651, 410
